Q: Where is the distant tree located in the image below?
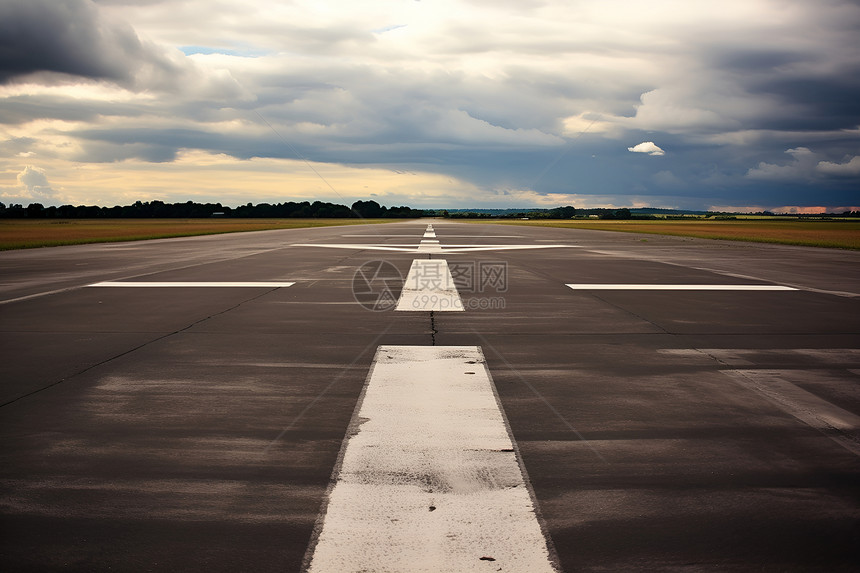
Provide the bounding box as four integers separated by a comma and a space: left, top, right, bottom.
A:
548, 205, 576, 219
351, 200, 384, 218
26, 203, 45, 218
599, 208, 631, 220
5, 204, 26, 218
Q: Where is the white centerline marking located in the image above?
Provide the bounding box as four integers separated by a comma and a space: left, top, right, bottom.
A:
417, 239, 443, 253
88, 281, 295, 288
396, 259, 463, 311
304, 345, 558, 573
566, 284, 797, 291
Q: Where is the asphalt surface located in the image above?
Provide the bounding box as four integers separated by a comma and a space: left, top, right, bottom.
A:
1, 220, 858, 572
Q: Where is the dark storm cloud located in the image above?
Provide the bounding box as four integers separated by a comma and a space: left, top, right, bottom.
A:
0, 94, 147, 125
746, 72, 860, 131
71, 127, 236, 162
691, 2, 860, 134
0, 0, 173, 85
2, 0, 859, 210
712, 49, 812, 73
703, 45, 860, 131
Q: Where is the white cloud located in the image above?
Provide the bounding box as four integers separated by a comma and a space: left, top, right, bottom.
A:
746, 147, 820, 181
746, 147, 860, 182
816, 155, 860, 176
628, 142, 665, 156
16, 165, 56, 200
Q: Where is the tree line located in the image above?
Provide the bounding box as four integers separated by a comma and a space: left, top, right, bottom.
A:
6, 200, 853, 220
0, 199, 427, 219
0, 200, 585, 219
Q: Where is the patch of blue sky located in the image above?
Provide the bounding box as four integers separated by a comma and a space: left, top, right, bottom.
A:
179, 45, 268, 57
371, 24, 407, 34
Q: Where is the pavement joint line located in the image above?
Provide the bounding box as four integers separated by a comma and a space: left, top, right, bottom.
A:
566, 284, 799, 291
473, 330, 608, 463
88, 281, 296, 287
303, 345, 559, 573
720, 369, 860, 456
0, 286, 280, 408
396, 259, 464, 311
264, 322, 395, 452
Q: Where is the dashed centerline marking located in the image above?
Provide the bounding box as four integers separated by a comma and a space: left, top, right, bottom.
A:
303, 345, 558, 573
566, 284, 797, 291
88, 281, 295, 288
396, 259, 464, 311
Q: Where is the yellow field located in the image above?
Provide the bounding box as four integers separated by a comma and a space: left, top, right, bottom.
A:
467, 219, 860, 250
0, 218, 398, 250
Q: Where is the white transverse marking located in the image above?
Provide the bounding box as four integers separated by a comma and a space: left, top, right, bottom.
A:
566, 284, 797, 291
296, 243, 575, 254
396, 259, 463, 311
88, 281, 295, 288
304, 345, 557, 573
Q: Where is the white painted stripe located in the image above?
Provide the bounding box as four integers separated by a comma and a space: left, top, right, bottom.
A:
566, 284, 797, 291
423, 232, 437, 238
341, 234, 429, 237
295, 243, 422, 252
88, 281, 295, 288
443, 244, 575, 253
305, 345, 557, 573
396, 259, 464, 311
297, 243, 576, 253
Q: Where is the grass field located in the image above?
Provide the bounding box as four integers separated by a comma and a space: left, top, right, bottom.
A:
466, 219, 860, 250
0, 218, 398, 250
3, 217, 859, 251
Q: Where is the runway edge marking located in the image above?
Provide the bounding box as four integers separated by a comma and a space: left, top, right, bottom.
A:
302, 345, 559, 573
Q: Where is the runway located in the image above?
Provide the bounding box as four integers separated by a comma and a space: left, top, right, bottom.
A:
1, 219, 859, 572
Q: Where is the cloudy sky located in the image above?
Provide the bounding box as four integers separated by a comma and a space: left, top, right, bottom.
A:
1, 0, 859, 211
